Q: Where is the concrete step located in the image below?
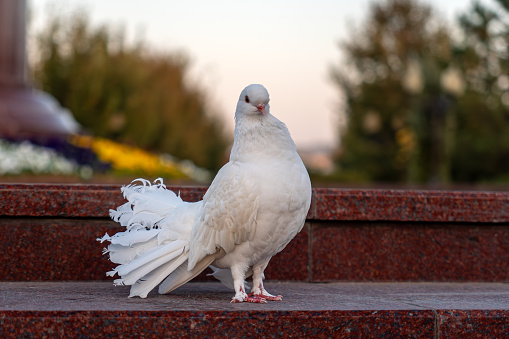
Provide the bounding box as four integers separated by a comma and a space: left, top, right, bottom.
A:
1, 184, 508, 282
1, 281, 508, 338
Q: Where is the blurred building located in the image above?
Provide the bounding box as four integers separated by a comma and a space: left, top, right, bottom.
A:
298, 145, 335, 174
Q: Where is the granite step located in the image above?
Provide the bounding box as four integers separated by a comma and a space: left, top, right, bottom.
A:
1, 184, 508, 337
1, 184, 508, 283
1, 281, 508, 338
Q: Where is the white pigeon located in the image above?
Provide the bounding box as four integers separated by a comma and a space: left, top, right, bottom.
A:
98, 84, 312, 303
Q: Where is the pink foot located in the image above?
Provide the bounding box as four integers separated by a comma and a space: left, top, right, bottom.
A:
230, 294, 267, 303
230, 286, 267, 303
249, 284, 283, 301
249, 292, 283, 301
246, 295, 267, 303
264, 294, 283, 301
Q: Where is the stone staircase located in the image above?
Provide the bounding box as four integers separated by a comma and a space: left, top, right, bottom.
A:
0, 184, 508, 337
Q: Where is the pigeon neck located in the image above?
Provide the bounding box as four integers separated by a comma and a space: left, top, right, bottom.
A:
230, 114, 297, 162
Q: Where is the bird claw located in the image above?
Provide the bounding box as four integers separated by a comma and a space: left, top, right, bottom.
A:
248, 292, 283, 301
230, 295, 267, 303
263, 294, 283, 301
246, 295, 267, 303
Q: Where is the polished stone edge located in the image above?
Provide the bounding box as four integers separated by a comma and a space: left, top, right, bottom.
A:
314, 188, 509, 223
0, 185, 207, 218
0, 310, 436, 338
1, 282, 507, 337
0, 184, 508, 222
1, 309, 507, 338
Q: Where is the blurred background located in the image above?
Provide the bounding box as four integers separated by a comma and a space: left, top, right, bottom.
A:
1, 0, 508, 189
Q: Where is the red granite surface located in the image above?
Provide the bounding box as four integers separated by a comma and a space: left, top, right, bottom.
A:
314, 188, 509, 222
1, 309, 435, 338
311, 222, 509, 282
1, 184, 508, 283
0, 218, 114, 281
0, 184, 207, 217
2, 281, 508, 338
1, 184, 507, 337
0, 217, 309, 282
437, 310, 509, 338
2, 184, 509, 222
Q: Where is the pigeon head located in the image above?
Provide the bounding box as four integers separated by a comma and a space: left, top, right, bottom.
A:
236, 84, 270, 117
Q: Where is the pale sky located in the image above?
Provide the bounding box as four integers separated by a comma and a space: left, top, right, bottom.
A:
29, 0, 485, 149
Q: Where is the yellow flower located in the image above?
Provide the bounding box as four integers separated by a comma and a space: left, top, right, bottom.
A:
70, 135, 187, 178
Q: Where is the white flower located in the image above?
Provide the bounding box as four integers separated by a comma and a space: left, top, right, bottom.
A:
0, 139, 93, 177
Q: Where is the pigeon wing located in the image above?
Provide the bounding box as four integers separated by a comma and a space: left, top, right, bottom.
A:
187, 161, 260, 269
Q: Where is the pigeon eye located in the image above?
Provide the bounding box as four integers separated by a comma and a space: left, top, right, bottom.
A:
245, 95, 250, 103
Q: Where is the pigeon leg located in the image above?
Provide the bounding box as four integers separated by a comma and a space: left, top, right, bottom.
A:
249, 263, 283, 301
230, 265, 266, 303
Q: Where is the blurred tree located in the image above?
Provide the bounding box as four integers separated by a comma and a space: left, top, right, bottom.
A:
32, 10, 229, 171
452, 0, 509, 182
332, 0, 454, 183
333, 0, 509, 184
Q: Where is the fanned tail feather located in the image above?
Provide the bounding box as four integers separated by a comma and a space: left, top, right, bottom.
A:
114, 246, 186, 287
109, 178, 185, 231
98, 178, 204, 298
113, 239, 188, 277
158, 249, 226, 295
128, 253, 189, 298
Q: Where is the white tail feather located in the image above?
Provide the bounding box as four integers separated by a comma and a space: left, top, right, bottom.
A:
115, 248, 185, 286
113, 240, 187, 277
103, 229, 160, 247
128, 253, 189, 298
158, 250, 224, 295
99, 178, 202, 298
107, 243, 147, 265
109, 178, 185, 232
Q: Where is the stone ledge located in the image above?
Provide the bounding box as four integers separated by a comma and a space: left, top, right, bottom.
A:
1, 282, 508, 337
1, 184, 509, 222
3, 218, 508, 282
313, 188, 509, 222
1, 184, 508, 283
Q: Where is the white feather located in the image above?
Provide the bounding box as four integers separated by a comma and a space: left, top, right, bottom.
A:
158, 254, 220, 295
127, 253, 189, 298
99, 85, 312, 302
115, 247, 185, 286
113, 240, 187, 277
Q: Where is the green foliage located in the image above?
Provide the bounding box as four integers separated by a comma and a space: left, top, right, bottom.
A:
333, 0, 451, 183
332, 0, 509, 184
452, 0, 509, 182
32, 10, 229, 171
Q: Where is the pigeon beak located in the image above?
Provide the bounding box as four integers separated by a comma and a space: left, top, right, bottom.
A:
256, 104, 266, 116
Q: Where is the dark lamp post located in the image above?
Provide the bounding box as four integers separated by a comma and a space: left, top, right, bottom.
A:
0, 0, 80, 138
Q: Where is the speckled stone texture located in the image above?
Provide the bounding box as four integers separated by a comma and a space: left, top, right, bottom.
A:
1, 184, 509, 282
0, 218, 309, 282
0, 184, 207, 217
0, 218, 114, 281
1, 184, 508, 337
0, 310, 435, 338
1, 281, 508, 338
313, 188, 509, 222
437, 310, 509, 338
311, 222, 509, 282
2, 184, 509, 221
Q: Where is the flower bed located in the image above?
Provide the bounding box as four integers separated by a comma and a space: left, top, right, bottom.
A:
0, 136, 211, 183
